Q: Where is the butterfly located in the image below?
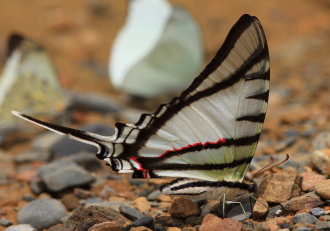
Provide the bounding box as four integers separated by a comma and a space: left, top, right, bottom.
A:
109, 0, 204, 98
0, 34, 66, 130
13, 14, 269, 202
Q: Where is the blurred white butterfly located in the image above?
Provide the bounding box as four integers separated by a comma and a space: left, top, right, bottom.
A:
109, 0, 204, 98
0, 34, 67, 132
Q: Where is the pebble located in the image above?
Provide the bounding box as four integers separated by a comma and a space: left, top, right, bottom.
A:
315, 179, 330, 199
74, 187, 95, 199
168, 197, 200, 219
0, 218, 13, 227
312, 132, 330, 150
315, 221, 330, 230
67, 152, 103, 172
123, 217, 154, 231
267, 205, 284, 218
226, 202, 252, 222
253, 197, 269, 220
311, 207, 325, 217
67, 91, 121, 114
154, 216, 185, 228
300, 171, 325, 192
258, 167, 302, 203
64, 205, 131, 229
275, 136, 297, 152
38, 160, 95, 192
281, 192, 324, 211
17, 198, 67, 230
147, 190, 162, 201
119, 205, 146, 221
60, 193, 80, 210
130, 227, 152, 231
134, 197, 151, 214
186, 216, 203, 226
5, 224, 36, 231
50, 123, 115, 156
152, 223, 167, 231
29, 179, 45, 195
311, 149, 330, 174
13, 150, 51, 163
291, 213, 318, 224
200, 214, 242, 231
32, 132, 62, 150
88, 221, 122, 231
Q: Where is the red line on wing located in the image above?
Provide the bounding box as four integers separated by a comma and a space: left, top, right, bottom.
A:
127, 157, 150, 178
157, 138, 227, 158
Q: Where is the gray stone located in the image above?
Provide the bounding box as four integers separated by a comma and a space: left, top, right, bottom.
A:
291, 213, 318, 224
119, 205, 146, 221
29, 179, 46, 195
66, 91, 121, 114
33, 132, 62, 150
0, 219, 13, 227
51, 123, 114, 156
4, 224, 36, 231
275, 136, 297, 152
38, 160, 95, 192
147, 190, 162, 201
311, 207, 325, 216
14, 150, 51, 163
67, 152, 103, 172
315, 222, 330, 230
226, 202, 252, 221
123, 217, 154, 231
17, 198, 67, 230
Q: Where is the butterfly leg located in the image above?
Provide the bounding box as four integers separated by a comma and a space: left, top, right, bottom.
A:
225, 200, 251, 220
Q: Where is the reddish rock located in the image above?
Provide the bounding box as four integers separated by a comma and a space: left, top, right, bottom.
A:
253, 197, 269, 220
315, 179, 330, 199
258, 167, 302, 203
130, 227, 153, 231
89, 221, 122, 231
300, 171, 325, 192
200, 214, 242, 231
74, 187, 95, 199
312, 149, 330, 174
281, 192, 324, 211
169, 197, 200, 219
60, 193, 80, 210
134, 197, 151, 213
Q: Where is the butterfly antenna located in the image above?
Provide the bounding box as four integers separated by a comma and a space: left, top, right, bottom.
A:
251, 154, 290, 181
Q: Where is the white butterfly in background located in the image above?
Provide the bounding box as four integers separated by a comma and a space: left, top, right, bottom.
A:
13, 14, 269, 202
109, 0, 204, 98
0, 34, 66, 133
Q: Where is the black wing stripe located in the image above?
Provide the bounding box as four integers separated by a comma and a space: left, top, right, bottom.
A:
136, 156, 253, 171
247, 89, 269, 101
237, 113, 266, 122
180, 14, 261, 99
160, 179, 250, 192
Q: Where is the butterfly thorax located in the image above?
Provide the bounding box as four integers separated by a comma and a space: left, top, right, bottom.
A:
160, 178, 256, 201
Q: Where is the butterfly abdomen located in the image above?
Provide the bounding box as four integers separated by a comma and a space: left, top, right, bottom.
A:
160, 178, 255, 201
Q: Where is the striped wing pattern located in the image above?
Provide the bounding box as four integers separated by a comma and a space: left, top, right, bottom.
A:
13, 15, 269, 184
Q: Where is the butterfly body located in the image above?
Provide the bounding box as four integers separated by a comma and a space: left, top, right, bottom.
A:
13, 14, 269, 202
